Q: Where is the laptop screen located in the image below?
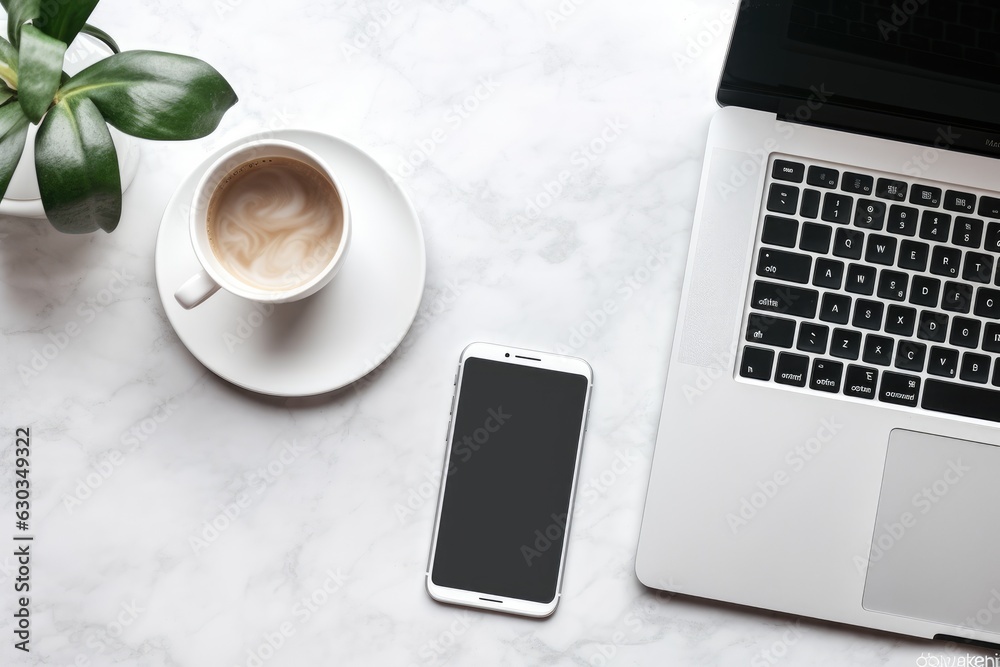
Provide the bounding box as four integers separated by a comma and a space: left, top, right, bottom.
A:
720, 1, 1000, 140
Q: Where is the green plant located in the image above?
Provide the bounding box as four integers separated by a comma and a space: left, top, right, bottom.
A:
0, 0, 237, 233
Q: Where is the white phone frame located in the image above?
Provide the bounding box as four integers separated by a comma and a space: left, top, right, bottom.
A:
425, 342, 593, 618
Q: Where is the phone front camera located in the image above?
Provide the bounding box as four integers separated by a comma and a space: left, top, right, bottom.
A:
505, 353, 510, 357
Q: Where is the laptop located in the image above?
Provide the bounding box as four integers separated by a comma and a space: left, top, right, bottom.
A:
637, 0, 1000, 649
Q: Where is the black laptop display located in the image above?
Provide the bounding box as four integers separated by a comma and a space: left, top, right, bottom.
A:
720, 0, 1000, 157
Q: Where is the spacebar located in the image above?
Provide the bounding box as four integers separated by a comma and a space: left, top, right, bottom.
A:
922, 380, 1000, 423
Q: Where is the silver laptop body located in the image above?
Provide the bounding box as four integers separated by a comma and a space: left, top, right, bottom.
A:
638, 2, 1000, 648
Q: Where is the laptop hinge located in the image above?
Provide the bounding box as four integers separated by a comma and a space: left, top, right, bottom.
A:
775, 98, 1000, 161
934, 633, 1000, 652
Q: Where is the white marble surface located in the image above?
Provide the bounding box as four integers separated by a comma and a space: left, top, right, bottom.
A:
0, 0, 993, 665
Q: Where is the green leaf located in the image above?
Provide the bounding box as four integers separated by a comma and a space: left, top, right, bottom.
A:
0, 86, 13, 105
58, 50, 237, 140
0, 35, 17, 68
35, 96, 121, 233
0, 35, 17, 88
79, 23, 119, 54
33, 0, 99, 47
0, 100, 29, 200
17, 24, 66, 122
5, 0, 39, 47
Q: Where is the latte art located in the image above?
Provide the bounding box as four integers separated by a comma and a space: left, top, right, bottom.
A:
207, 157, 343, 291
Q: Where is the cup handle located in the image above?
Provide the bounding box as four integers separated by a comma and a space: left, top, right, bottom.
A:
174, 270, 220, 309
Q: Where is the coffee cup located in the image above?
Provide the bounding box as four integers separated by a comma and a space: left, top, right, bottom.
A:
174, 139, 352, 310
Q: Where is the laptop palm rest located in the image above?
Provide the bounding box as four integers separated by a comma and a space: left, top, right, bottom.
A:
863, 429, 1000, 636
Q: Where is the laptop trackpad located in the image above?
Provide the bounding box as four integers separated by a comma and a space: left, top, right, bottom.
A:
863, 429, 1000, 634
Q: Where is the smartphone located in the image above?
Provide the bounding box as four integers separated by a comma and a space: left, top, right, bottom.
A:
426, 342, 593, 617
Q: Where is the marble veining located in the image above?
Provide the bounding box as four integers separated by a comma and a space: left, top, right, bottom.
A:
0, 0, 988, 665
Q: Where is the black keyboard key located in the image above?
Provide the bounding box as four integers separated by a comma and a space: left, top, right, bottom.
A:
863, 334, 894, 366
944, 25, 976, 49
800, 222, 832, 254
984, 323, 1000, 352
852, 299, 883, 330
910, 276, 940, 307
845, 264, 876, 295
775, 352, 809, 387
986, 222, 1000, 253
876, 270, 907, 302
854, 199, 886, 230
976, 288, 1000, 319
761, 216, 798, 248
740, 346, 774, 381
912, 29, 938, 47
800, 189, 821, 219
833, 1, 862, 21
928, 347, 959, 378
844, 365, 878, 400
842, 172, 874, 196
920, 211, 952, 241
797, 323, 829, 354
865, 234, 896, 265
898, 240, 929, 271
895, 341, 926, 372
807, 166, 838, 189
961, 5, 990, 27
921, 379, 1000, 422
750, 281, 820, 318
941, 281, 973, 313
944, 189, 976, 214
810, 358, 843, 393
949, 317, 981, 348
953, 217, 984, 248
918, 310, 948, 342
831, 328, 861, 360
963, 253, 994, 284
851, 20, 882, 39
880, 372, 920, 407
767, 183, 799, 215
756, 248, 812, 284
979, 196, 1000, 219
973, 30, 995, 50
820, 293, 852, 324
915, 18, 944, 40
929, 245, 961, 278
772, 159, 804, 183
833, 228, 864, 259
961, 353, 991, 384
746, 314, 796, 348
813, 258, 844, 289
910, 184, 941, 207
887, 205, 918, 236
885, 305, 916, 336
875, 179, 907, 201
822, 193, 854, 224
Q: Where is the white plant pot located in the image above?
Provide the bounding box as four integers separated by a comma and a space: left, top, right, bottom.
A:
0, 34, 140, 219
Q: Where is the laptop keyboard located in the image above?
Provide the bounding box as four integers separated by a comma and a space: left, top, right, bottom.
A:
738, 154, 1000, 424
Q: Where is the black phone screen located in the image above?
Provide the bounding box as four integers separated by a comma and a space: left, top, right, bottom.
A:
431, 357, 589, 604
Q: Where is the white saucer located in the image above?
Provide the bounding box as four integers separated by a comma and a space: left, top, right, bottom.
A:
154, 129, 426, 397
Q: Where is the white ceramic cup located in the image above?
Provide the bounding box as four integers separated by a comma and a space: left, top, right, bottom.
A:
174, 139, 352, 309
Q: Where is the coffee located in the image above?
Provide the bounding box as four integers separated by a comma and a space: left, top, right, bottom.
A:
207, 157, 343, 291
